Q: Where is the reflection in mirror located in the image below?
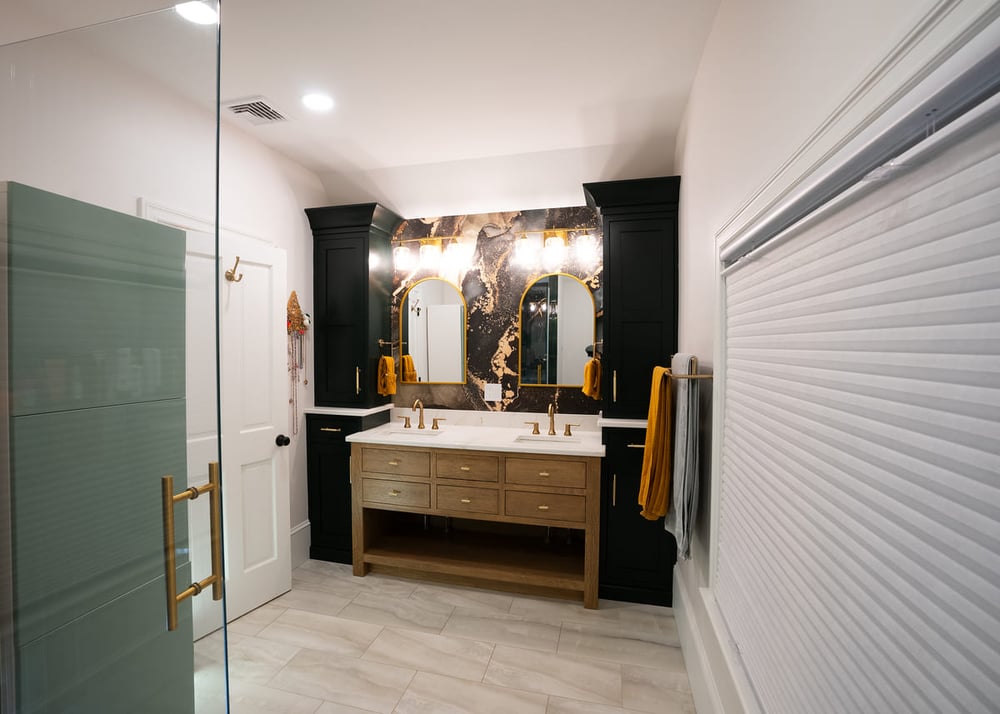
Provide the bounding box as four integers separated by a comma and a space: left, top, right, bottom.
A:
519, 274, 595, 387
400, 278, 466, 383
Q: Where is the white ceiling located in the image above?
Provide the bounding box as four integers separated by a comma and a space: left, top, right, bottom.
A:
6, 0, 721, 214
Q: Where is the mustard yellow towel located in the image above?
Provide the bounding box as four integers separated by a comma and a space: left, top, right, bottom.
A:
581, 358, 601, 400
638, 366, 673, 520
401, 354, 418, 382
377, 355, 397, 396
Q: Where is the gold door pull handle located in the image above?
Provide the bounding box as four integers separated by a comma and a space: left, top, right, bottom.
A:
612, 474, 617, 507
355, 367, 360, 395
225, 256, 243, 282
161, 462, 223, 632
388, 460, 400, 466
460, 498, 472, 504
460, 466, 472, 472
389, 489, 401, 497
538, 471, 550, 477
627, 444, 645, 449
613, 370, 618, 402
320, 427, 343, 433
537, 504, 550, 511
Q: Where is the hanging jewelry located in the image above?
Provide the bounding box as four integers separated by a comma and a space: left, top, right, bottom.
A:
287, 291, 309, 435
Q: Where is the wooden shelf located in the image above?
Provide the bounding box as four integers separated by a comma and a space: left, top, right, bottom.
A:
364, 522, 585, 593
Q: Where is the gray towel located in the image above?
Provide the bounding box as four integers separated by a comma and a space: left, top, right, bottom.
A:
665, 353, 700, 559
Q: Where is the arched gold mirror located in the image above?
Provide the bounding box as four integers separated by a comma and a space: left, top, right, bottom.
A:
399, 277, 467, 384
518, 273, 596, 387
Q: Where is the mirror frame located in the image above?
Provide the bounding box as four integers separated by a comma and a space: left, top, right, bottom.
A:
517, 272, 596, 388
398, 277, 468, 385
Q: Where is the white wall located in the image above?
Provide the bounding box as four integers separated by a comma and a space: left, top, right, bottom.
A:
674, 1, 998, 712
1, 13, 327, 567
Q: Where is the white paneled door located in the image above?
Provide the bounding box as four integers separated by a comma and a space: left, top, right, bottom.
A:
219, 233, 291, 621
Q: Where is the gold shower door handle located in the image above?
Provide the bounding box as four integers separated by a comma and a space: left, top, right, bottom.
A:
161, 462, 224, 632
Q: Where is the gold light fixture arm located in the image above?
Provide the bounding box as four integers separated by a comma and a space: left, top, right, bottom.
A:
161, 462, 224, 632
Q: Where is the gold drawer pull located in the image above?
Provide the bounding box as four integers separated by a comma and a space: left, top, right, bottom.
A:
538, 471, 550, 477
460, 498, 472, 504
627, 444, 645, 449
460, 466, 472, 472
321, 427, 342, 433
388, 460, 400, 466
537, 504, 550, 511
389, 489, 401, 497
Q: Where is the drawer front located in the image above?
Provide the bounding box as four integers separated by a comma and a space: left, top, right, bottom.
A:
307, 415, 361, 446
505, 490, 586, 523
362, 478, 430, 508
436, 485, 499, 515
436, 453, 500, 482
505, 458, 586, 489
361, 447, 430, 477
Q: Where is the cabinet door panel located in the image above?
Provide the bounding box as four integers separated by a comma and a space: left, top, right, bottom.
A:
600, 428, 676, 605
318, 236, 365, 323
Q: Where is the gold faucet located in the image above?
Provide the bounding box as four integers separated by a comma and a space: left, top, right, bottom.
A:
412, 398, 426, 429
547, 402, 557, 436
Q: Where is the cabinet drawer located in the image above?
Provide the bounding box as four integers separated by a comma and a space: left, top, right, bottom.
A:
362, 478, 430, 508
436, 453, 499, 482
436, 485, 499, 515
361, 447, 430, 477
505, 458, 586, 489
505, 491, 586, 523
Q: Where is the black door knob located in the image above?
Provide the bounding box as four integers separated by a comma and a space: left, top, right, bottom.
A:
275, 434, 290, 447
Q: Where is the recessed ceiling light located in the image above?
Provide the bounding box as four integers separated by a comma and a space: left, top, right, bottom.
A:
175, 2, 218, 25
302, 93, 335, 112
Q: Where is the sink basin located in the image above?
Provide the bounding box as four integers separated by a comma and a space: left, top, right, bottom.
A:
385, 429, 442, 437
515, 434, 580, 443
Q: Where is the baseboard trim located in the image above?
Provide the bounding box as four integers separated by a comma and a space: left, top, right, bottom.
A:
290, 520, 310, 568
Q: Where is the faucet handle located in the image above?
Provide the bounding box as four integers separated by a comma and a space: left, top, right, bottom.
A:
432, 417, 446, 430
398, 416, 411, 429
563, 423, 580, 437
524, 421, 540, 435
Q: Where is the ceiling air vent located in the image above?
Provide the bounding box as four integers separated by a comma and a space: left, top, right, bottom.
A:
223, 96, 287, 125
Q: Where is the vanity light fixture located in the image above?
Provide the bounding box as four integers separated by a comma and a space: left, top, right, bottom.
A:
418, 240, 443, 271
515, 231, 543, 267
393, 245, 415, 271
542, 231, 568, 271
574, 232, 599, 267
174, 1, 219, 24
301, 92, 334, 112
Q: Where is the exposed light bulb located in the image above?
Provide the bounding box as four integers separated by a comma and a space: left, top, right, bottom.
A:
574, 233, 599, 266
393, 245, 414, 271
419, 242, 442, 270
542, 234, 567, 271
174, 2, 218, 24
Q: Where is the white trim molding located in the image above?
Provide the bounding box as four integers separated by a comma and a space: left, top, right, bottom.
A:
290, 520, 311, 568
715, 0, 1000, 256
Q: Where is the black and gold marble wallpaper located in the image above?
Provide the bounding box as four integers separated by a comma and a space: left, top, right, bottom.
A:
391, 206, 602, 413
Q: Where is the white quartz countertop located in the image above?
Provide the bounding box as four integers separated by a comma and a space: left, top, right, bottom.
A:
346, 422, 605, 457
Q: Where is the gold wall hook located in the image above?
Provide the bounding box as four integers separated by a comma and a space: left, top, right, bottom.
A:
225, 256, 244, 282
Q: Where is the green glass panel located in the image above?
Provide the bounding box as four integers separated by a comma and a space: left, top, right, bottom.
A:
7, 182, 186, 416
17, 565, 194, 714
11, 399, 188, 646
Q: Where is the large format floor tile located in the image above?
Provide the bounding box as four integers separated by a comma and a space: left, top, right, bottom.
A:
214, 561, 694, 714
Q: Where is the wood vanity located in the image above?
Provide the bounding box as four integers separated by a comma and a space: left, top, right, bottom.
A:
349, 439, 602, 607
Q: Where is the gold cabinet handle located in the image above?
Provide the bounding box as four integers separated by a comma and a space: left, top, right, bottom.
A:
460, 465, 472, 472
538, 471, 550, 477
355, 367, 360, 395
389, 489, 401, 497
613, 474, 617, 507
627, 444, 645, 449
537, 504, 550, 511
460, 498, 472, 504
388, 460, 400, 466
161, 462, 223, 632
321, 427, 343, 433
613, 370, 618, 402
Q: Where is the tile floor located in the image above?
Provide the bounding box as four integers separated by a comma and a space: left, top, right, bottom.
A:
195, 559, 695, 714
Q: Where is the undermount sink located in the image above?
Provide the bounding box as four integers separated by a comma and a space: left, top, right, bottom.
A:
386, 429, 442, 437
515, 434, 580, 443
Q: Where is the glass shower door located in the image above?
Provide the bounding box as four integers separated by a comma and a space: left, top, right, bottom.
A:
0, 6, 228, 713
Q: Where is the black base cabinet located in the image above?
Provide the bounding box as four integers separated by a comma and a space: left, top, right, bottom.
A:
599, 427, 677, 606
306, 411, 390, 563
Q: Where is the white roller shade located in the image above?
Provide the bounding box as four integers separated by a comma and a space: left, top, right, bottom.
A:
716, 99, 1000, 714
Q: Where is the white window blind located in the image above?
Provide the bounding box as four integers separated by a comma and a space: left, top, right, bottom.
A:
716, 98, 1000, 714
